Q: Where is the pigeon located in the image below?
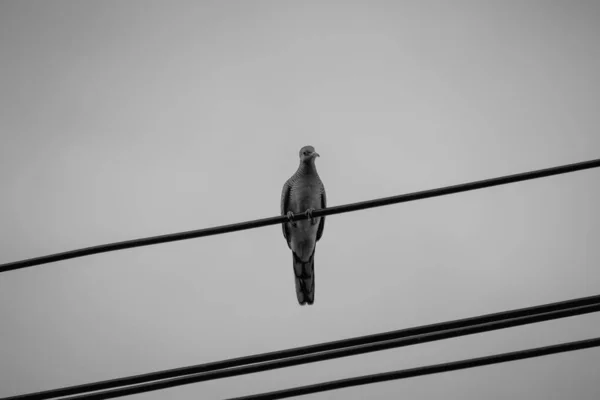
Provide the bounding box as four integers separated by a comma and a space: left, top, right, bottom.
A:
281, 145, 326, 305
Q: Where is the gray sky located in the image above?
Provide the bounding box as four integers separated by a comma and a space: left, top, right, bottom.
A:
1, 1, 600, 399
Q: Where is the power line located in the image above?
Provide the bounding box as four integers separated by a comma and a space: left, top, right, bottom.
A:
227, 336, 600, 400
6, 294, 600, 400
1, 157, 599, 274
53, 305, 600, 400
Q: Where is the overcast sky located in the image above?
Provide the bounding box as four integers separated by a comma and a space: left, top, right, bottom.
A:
1, 1, 600, 399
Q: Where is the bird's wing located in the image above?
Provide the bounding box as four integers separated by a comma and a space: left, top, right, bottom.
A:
316, 184, 326, 242
281, 180, 292, 249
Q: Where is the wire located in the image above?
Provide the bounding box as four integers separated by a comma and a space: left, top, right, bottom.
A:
226, 336, 600, 400
55, 305, 600, 400
7, 295, 600, 400
1, 157, 599, 274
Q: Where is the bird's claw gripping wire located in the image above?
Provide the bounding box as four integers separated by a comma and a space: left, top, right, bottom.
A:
305, 208, 317, 225
286, 211, 298, 227
287, 209, 316, 226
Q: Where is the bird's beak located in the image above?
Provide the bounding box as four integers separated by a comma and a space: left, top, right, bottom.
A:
313, 152, 320, 158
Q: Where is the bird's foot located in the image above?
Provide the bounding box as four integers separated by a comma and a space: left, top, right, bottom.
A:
286, 211, 298, 227
305, 208, 317, 225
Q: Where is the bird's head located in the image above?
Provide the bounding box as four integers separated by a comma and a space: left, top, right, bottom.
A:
299, 145, 320, 164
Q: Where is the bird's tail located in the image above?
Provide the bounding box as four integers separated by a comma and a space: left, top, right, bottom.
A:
293, 251, 315, 306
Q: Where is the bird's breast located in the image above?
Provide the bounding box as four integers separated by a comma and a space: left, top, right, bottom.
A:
290, 181, 321, 213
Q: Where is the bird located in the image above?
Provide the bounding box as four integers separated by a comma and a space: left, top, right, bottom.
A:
281, 145, 326, 305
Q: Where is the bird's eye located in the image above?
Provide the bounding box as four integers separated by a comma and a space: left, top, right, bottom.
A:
303, 151, 308, 155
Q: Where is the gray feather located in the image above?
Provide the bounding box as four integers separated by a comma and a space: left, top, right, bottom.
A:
281, 146, 326, 305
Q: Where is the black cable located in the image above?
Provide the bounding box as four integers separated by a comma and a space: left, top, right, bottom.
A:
7, 296, 600, 400
1, 157, 599, 273
59, 305, 600, 400
227, 336, 600, 400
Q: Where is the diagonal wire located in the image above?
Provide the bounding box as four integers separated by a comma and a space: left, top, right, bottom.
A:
226, 337, 600, 400
6, 295, 600, 400
56, 305, 600, 400
1, 157, 599, 273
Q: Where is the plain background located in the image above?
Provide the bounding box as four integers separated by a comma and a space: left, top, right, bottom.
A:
1, 1, 599, 399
